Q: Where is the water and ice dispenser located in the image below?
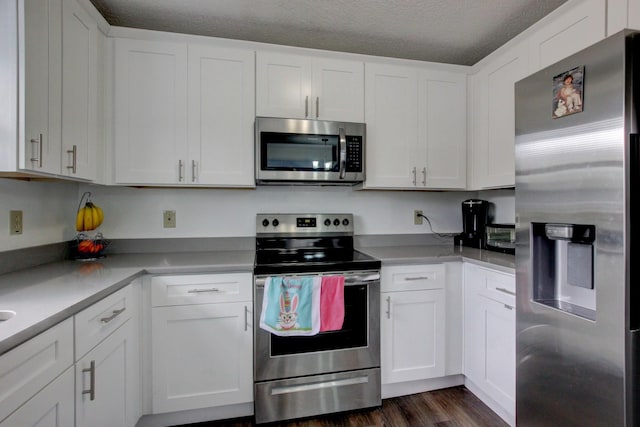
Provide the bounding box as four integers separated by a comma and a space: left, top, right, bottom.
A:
531, 223, 596, 320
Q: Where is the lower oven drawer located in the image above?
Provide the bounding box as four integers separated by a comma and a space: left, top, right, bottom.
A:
254, 368, 381, 424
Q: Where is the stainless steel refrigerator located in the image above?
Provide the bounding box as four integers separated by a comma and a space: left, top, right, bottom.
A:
515, 30, 640, 426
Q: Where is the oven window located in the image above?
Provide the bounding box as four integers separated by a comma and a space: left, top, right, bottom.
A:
261, 132, 339, 171
270, 285, 368, 356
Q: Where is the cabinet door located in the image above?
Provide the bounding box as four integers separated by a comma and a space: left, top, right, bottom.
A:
20, 0, 62, 175
364, 63, 419, 188
187, 45, 255, 186
381, 289, 446, 384
483, 295, 515, 409
468, 41, 529, 189
114, 38, 188, 184
60, 0, 97, 180
256, 52, 311, 119
418, 69, 466, 189
528, 0, 606, 72
0, 367, 74, 427
151, 302, 253, 413
311, 58, 364, 122
76, 320, 139, 427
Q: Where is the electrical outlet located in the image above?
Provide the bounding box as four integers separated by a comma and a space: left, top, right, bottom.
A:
414, 210, 423, 225
163, 210, 176, 228
10, 210, 23, 235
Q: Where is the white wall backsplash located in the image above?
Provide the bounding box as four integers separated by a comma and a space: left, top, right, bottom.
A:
81, 184, 474, 239
0, 178, 79, 251
478, 189, 515, 223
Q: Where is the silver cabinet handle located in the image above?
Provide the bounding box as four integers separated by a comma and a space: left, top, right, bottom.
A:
187, 288, 220, 293
66, 145, 77, 174
339, 127, 347, 179
504, 304, 514, 310
82, 360, 95, 401
100, 307, 126, 323
316, 96, 319, 118
386, 296, 391, 319
30, 134, 43, 167
496, 287, 516, 296
192, 160, 197, 182
178, 160, 184, 182
305, 95, 309, 118
412, 167, 417, 185
404, 276, 430, 281
244, 305, 249, 331
421, 167, 426, 186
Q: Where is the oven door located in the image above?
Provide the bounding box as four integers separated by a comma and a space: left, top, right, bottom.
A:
254, 271, 380, 382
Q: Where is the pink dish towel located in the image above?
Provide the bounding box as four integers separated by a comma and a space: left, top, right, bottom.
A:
320, 275, 345, 332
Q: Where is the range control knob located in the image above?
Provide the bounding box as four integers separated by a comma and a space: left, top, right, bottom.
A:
342, 218, 350, 226
262, 219, 270, 227
272, 219, 279, 227
333, 219, 340, 226
324, 218, 331, 227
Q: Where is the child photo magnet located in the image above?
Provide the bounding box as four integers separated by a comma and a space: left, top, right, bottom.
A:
553, 66, 584, 119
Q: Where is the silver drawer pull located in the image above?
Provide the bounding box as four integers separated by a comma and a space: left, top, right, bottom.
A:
188, 288, 221, 293
504, 304, 514, 310
82, 360, 95, 400
496, 287, 516, 296
271, 376, 369, 395
405, 276, 430, 281
386, 296, 391, 319
100, 307, 126, 323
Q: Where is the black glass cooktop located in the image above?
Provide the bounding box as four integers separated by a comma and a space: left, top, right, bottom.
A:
254, 236, 380, 275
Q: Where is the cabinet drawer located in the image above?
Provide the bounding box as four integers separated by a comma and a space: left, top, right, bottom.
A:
0, 317, 73, 422
381, 264, 445, 292
75, 284, 134, 360
151, 273, 252, 307
465, 263, 515, 303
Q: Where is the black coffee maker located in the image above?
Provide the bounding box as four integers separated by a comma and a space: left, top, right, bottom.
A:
454, 199, 492, 249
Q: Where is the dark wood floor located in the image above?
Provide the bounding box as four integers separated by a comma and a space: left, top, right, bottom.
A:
183, 386, 508, 427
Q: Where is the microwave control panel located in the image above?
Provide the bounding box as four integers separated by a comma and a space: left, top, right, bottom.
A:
345, 136, 363, 172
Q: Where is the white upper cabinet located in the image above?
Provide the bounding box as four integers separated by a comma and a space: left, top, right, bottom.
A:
187, 45, 255, 186
607, 0, 640, 33
0, 0, 100, 180
365, 62, 467, 190
20, 0, 62, 176
467, 42, 529, 190
527, 0, 606, 72
256, 52, 364, 122
418, 70, 466, 189
114, 39, 188, 185
61, 0, 98, 180
467, 0, 606, 190
114, 38, 255, 187
364, 63, 419, 188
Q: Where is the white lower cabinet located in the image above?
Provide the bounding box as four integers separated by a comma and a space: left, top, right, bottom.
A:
75, 282, 141, 427
463, 263, 515, 424
381, 264, 446, 384
0, 318, 74, 425
75, 319, 139, 427
150, 273, 253, 414
0, 367, 74, 427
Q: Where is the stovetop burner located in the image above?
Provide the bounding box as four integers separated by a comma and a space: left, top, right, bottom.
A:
254, 214, 380, 275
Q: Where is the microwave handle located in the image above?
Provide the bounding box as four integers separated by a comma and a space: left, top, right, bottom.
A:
339, 127, 347, 179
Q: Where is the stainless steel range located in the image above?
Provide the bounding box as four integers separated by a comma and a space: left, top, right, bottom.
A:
253, 213, 381, 424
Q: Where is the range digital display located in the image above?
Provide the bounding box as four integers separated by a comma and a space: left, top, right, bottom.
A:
297, 217, 316, 228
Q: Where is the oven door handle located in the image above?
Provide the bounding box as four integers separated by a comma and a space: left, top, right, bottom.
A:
338, 127, 347, 179
254, 272, 380, 288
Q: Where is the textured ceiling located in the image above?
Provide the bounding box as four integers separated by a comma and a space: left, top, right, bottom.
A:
89, 0, 568, 66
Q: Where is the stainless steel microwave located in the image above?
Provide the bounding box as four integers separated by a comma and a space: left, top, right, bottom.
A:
255, 117, 365, 185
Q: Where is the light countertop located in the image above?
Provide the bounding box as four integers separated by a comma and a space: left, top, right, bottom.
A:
0, 250, 255, 356
0, 245, 513, 356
